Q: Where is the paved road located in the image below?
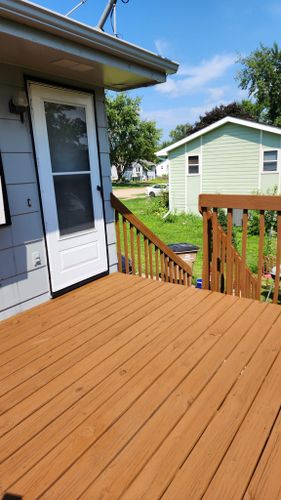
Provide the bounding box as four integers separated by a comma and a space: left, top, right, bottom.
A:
113, 187, 146, 199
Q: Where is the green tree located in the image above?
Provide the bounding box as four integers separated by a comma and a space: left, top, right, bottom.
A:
237, 43, 281, 125
190, 102, 258, 134
169, 123, 192, 142
159, 122, 191, 149
106, 93, 161, 180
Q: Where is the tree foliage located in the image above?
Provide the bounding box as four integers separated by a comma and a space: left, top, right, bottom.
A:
159, 122, 191, 150
237, 43, 281, 125
190, 102, 257, 134
106, 93, 161, 180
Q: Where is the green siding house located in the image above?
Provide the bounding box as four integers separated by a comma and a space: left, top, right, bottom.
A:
156, 117, 281, 214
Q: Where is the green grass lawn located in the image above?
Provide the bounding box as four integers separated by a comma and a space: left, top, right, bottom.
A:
121, 197, 277, 299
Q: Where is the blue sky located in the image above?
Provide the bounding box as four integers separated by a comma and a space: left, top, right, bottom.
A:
33, 0, 281, 139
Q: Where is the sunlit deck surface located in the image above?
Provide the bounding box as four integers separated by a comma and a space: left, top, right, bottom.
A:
1, 273, 281, 499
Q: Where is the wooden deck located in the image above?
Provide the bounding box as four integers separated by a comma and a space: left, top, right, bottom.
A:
0, 273, 281, 499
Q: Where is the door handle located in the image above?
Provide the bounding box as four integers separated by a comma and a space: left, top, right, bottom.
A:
97, 185, 102, 192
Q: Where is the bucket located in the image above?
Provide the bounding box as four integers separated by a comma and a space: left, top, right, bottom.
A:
196, 278, 202, 289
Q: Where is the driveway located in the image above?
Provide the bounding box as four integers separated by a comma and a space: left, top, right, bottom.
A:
113, 187, 146, 199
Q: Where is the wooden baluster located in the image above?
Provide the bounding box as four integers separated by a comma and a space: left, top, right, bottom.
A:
180, 267, 184, 285
184, 271, 188, 287
177, 267, 182, 285
165, 256, 169, 282
123, 216, 129, 274
160, 251, 165, 282
211, 208, 219, 292
256, 210, 265, 301
241, 209, 248, 297
155, 248, 159, 281
273, 211, 281, 304
226, 208, 233, 295
175, 264, 179, 284
221, 232, 226, 293
202, 207, 210, 289
246, 269, 251, 299
137, 229, 142, 277
130, 223, 136, 275
115, 210, 122, 272
149, 241, 153, 279
235, 255, 239, 296
252, 276, 256, 299
144, 237, 149, 278
237, 256, 242, 297
169, 260, 174, 283
232, 247, 236, 296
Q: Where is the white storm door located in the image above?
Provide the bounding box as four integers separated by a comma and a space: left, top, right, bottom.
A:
29, 83, 108, 292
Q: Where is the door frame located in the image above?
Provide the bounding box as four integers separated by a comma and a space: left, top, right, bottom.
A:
26, 76, 110, 296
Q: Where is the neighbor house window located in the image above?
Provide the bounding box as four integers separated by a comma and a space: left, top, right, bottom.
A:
188, 155, 199, 174
263, 150, 278, 172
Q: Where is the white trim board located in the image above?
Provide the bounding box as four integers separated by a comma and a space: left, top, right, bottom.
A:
156, 116, 281, 156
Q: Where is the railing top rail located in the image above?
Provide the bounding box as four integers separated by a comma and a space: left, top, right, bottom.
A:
111, 193, 192, 276
199, 194, 281, 212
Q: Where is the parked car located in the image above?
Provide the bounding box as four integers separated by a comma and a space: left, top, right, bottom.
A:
146, 184, 168, 197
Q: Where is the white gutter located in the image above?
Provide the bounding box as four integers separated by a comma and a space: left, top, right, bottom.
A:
0, 0, 178, 77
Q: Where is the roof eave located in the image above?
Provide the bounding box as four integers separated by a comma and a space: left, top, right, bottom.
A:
0, 0, 179, 78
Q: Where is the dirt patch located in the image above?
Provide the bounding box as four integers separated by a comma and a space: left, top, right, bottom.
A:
113, 187, 146, 199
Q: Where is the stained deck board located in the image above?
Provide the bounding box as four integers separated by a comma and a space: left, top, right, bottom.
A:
0, 274, 281, 499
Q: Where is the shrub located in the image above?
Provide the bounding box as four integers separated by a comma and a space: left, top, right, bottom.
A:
248, 186, 278, 235
145, 191, 169, 216
217, 208, 227, 232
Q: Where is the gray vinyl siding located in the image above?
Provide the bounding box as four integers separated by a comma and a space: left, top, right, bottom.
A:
0, 63, 116, 320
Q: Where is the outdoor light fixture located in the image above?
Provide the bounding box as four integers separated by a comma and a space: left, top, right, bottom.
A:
9, 91, 29, 123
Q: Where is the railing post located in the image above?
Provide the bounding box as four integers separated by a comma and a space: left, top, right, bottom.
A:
273, 211, 281, 304
257, 210, 265, 301
202, 207, 210, 290
114, 210, 122, 272
241, 209, 248, 297
226, 208, 233, 295
211, 208, 219, 292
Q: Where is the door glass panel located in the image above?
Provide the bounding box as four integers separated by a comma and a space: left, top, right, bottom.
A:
44, 102, 90, 172
53, 174, 95, 236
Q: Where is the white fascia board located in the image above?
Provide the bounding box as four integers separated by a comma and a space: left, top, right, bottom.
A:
156, 116, 281, 156
0, 17, 166, 88
0, 0, 178, 77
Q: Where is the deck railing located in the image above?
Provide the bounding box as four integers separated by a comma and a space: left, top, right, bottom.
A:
199, 194, 281, 303
111, 193, 192, 286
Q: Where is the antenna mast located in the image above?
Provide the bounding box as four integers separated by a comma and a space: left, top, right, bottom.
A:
97, 0, 117, 29
65, 0, 87, 17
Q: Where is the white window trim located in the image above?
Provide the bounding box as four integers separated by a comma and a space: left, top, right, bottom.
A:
186, 153, 201, 176
261, 148, 279, 175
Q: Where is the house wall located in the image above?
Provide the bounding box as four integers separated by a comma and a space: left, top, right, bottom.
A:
168, 123, 281, 215
169, 145, 186, 212
260, 131, 281, 193
0, 63, 117, 320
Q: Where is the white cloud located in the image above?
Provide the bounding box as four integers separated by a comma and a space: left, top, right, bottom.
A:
142, 102, 221, 133
142, 87, 245, 139
207, 87, 228, 101
157, 54, 236, 97
154, 39, 170, 56
267, 3, 281, 14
